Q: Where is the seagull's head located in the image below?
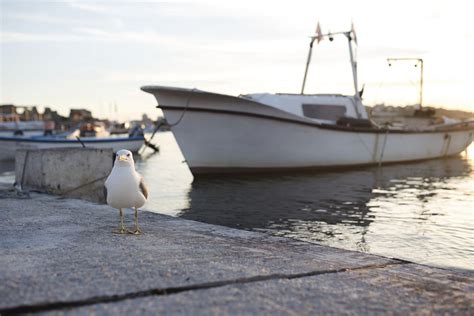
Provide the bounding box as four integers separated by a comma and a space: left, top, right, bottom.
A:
114, 149, 135, 167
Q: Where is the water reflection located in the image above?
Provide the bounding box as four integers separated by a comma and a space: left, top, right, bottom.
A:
177, 153, 473, 269
179, 171, 375, 248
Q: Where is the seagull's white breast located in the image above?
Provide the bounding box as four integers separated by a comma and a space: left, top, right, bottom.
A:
105, 166, 146, 209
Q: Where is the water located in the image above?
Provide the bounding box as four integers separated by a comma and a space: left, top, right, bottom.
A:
1, 131, 473, 270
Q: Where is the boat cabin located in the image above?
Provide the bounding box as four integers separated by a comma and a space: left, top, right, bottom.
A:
244, 93, 369, 125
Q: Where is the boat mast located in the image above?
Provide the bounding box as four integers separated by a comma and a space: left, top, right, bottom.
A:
300, 24, 362, 118
346, 33, 359, 97
301, 22, 323, 94
301, 38, 316, 94
387, 57, 424, 109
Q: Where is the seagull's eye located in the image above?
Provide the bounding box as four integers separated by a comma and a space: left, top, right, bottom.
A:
127, 153, 130, 157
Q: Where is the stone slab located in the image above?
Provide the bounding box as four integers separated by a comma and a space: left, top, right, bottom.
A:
45, 263, 473, 315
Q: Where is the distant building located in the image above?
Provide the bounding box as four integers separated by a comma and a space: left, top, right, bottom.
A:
20, 106, 41, 121
0, 104, 17, 115
142, 113, 153, 126
69, 109, 93, 122
43, 107, 68, 130
0, 104, 19, 122
1, 104, 43, 122
43, 107, 66, 121
1, 104, 100, 131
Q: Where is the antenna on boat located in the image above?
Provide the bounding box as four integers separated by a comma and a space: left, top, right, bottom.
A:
386, 57, 424, 109
301, 22, 362, 118
301, 22, 323, 94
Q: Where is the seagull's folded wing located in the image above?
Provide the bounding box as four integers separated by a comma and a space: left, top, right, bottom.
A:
139, 177, 148, 199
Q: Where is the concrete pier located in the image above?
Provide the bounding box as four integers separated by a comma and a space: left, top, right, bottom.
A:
0, 185, 472, 315
15, 148, 113, 203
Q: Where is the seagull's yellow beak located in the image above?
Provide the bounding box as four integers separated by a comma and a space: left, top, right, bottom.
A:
118, 155, 128, 161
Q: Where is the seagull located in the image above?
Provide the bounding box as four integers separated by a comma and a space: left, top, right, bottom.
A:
105, 149, 148, 235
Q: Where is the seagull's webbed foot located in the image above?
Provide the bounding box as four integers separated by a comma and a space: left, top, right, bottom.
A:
113, 227, 128, 234
129, 227, 142, 235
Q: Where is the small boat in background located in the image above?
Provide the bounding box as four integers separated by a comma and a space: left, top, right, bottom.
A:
0, 120, 45, 137
0, 135, 145, 161
77, 122, 110, 138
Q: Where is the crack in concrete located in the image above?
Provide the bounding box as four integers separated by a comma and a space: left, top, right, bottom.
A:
0, 260, 408, 315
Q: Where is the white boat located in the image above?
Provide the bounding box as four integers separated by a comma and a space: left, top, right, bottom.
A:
0, 130, 44, 137
0, 120, 45, 137
0, 135, 145, 161
142, 26, 474, 175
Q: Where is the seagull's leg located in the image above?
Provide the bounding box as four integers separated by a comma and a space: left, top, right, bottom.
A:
132, 206, 142, 235
120, 208, 127, 233
114, 208, 127, 234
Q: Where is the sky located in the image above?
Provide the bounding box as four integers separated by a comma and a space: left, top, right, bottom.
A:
1, 0, 473, 121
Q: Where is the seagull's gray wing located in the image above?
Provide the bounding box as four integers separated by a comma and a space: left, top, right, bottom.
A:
103, 185, 108, 200
139, 177, 148, 199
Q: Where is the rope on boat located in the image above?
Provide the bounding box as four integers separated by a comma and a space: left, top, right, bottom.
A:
142, 95, 193, 154
75, 136, 86, 148
378, 130, 389, 167
167, 96, 192, 127
442, 134, 452, 157
356, 133, 373, 160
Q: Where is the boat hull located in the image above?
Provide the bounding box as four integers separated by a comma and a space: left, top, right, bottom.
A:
142, 86, 474, 174
0, 136, 144, 161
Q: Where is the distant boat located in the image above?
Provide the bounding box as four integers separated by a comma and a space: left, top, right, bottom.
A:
142, 26, 474, 175
0, 135, 145, 161
0, 120, 45, 137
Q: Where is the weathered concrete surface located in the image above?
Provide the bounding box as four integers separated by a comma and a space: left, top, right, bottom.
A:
0, 188, 472, 315
15, 148, 113, 203
44, 264, 474, 316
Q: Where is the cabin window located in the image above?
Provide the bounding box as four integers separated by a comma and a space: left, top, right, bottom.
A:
302, 104, 347, 120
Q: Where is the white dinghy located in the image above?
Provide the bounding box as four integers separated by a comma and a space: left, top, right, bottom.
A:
142, 25, 473, 175
0, 135, 145, 161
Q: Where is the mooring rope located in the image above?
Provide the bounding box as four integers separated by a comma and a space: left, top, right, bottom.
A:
61, 175, 108, 195
378, 130, 389, 167
141, 95, 193, 154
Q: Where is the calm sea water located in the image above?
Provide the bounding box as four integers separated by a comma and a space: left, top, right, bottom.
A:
1, 131, 472, 270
